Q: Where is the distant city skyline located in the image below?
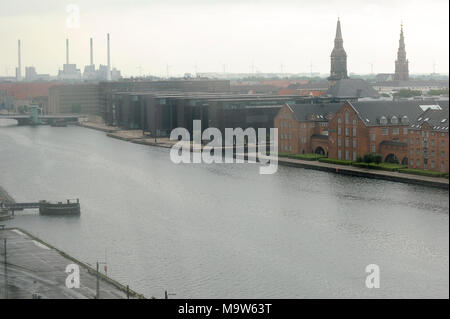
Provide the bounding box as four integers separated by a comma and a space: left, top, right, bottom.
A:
0, 0, 448, 78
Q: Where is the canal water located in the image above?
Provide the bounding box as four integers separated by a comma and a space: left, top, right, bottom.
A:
0, 122, 448, 298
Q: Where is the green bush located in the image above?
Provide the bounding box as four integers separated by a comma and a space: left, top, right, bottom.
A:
319, 158, 352, 165
363, 153, 374, 163
374, 154, 382, 165
277, 152, 291, 158
351, 162, 406, 172
398, 168, 445, 178
287, 153, 326, 161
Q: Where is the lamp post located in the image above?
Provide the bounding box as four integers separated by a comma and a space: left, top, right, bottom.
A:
95, 260, 107, 299
3, 239, 7, 299
165, 290, 176, 299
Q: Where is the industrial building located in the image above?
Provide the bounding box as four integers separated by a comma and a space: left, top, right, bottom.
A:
47, 79, 232, 120
106, 91, 352, 137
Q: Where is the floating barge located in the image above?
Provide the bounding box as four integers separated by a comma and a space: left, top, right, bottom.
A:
39, 199, 80, 215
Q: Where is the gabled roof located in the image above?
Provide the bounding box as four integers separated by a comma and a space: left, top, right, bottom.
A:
411, 106, 449, 132
349, 101, 449, 126
287, 103, 343, 122
326, 79, 379, 98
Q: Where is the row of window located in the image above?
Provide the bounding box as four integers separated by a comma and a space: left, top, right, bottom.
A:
410, 149, 446, 157
410, 138, 447, 147
337, 112, 358, 125
337, 138, 357, 148
411, 159, 446, 170
337, 149, 358, 161
280, 144, 292, 152
279, 121, 292, 128
337, 126, 357, 137
411, 130, 447, 137
379, 127, 409, 136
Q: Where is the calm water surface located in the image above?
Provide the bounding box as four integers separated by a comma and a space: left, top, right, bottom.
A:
0, 122, 448, 298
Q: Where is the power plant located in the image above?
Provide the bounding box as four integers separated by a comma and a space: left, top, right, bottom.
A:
15, 39, 22, 81
81, 33, 120, 81
10, 34, 121, 82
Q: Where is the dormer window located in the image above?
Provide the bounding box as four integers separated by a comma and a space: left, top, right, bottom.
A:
380, 116, 387, 125
391, 116, 398, 124
401, 115, 409, 124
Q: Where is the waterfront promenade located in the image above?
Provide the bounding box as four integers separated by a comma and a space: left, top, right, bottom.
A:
80, 121, 449, 189
0, 227, 145, 299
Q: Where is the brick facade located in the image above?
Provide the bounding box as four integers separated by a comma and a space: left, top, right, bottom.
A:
274, 101, 449, 173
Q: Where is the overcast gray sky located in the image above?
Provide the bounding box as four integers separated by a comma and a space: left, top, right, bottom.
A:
0, 0, 448, 77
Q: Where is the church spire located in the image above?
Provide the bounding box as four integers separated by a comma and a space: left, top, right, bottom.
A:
394, 23, 409, 81
335, 18, 343, 42
328, 18, 348, 86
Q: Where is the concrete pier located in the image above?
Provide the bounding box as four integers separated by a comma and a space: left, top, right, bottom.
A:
0, 228, 145, 299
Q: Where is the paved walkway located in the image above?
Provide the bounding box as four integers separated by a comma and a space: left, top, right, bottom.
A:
278, 157, 449, 186
234, 152, 449, 188
0, 228, 144, 299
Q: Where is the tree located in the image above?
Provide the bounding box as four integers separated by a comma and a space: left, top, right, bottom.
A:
374, 154, 382, 165
363, 153, 374, 163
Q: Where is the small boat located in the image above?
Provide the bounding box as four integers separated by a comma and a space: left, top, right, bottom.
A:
39, 199, 80, 215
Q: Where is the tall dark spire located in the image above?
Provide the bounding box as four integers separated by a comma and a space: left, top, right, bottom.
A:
335, 18, 343, 46
394, 23, 409, 81
328, 18, 348, 86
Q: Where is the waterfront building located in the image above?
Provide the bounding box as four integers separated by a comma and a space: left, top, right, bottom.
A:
275, 103, 343, 155
107, 92, 349, 137
408, 106, 449, 172
47, 79, 232, 120
274, 100, 449, 173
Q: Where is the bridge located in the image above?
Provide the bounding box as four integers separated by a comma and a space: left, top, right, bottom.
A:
0, 114, 82, 125
2, 202, 40, 211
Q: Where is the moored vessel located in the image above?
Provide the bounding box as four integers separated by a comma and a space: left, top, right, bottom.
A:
39, 199, 80, 215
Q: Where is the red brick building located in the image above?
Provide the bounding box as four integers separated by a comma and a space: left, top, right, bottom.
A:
274, 103, 343, 155
274, 100, 449, 173
408, 106, 449, 172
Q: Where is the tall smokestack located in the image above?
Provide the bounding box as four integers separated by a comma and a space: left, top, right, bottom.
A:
106, 33, 111, 81
66, 38, 69, 64
16, 39, 22, 81
90, 38, 94, 66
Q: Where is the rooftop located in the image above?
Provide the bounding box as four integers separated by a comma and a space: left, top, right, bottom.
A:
350, 100, 449, 127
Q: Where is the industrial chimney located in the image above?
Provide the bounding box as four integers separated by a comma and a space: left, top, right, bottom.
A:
66, 38, 69, 65
106, 33, 111, 81
90, 38, 94, 66
16, 39, 22, 81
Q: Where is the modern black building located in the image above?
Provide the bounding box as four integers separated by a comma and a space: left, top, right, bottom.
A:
106, 92, 353, 137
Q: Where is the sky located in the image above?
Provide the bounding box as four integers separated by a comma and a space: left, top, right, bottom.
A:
0, 0, 448, 77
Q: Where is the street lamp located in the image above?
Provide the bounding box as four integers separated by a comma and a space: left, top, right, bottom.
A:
95, 260, 107, 299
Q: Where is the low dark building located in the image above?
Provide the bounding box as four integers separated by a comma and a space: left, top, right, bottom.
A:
106, 92, 352, 137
